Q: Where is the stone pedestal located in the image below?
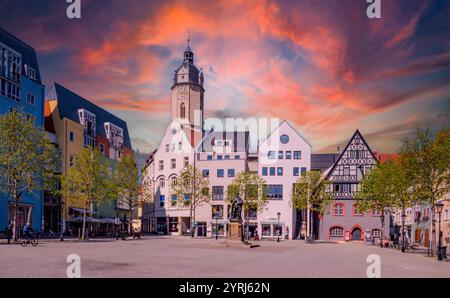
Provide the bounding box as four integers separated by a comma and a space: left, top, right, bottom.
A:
228, 221, 242, 241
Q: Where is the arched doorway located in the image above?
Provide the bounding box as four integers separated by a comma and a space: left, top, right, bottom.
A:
351, 227, 362, 241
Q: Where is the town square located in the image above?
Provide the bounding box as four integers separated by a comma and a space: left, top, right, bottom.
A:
0, 0, 449, 280
1, 236, 449, 278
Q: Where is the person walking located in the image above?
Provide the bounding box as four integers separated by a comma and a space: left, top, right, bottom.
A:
5, 222, 13, 244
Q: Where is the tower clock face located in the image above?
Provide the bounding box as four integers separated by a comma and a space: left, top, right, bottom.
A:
177, 85, 189, 101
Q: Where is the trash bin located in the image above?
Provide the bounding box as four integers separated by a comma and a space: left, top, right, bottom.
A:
121, 231, 127, 241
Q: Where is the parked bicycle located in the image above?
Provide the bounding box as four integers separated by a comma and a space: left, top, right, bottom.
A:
19, 233, 39, 247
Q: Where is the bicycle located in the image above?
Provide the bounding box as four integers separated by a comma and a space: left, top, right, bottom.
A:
20, 233, 39, 247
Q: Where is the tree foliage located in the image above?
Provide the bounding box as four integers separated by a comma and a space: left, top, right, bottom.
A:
171, 164, 210, 228
61, 147, 117, 240
292, 171, 332, 213
226, 171, 267, 216
115, 154, 140, 234
0, 111, 59, 240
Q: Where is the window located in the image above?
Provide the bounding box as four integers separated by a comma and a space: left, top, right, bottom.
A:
159, 160, 164, 171
170, 159, 176, 169
212, 186, 224, 200
330, 227, 343, 237
225, 155, 230, 160
212, 205, 224, 220
180, 103, 186, 119
301, 167, 307, 176
158, 178, 165, 188
184, 157, 189, 167
294, 151, 302, 159
343, 166, 350, 176
227, 169, 235, 178
269, 167, 275, 176
371, 209, 382, 217
207, 155, 212, 160
217, 169, 224, 178
171, 195, 177, 207
286, 151, 292, 159
245, 207, 257, 220
178, 142, 182, 151
278, 151, 283, 159
69, 156, 74, 167
165, 144, 169, 152
265, 184, 283, 200
353, 204, 363, 216
235, 155, 240, 160
372, 229, 381, 238
99, 143, 105, 154
159, 195, 165, 207
26, 93, 35, 106
217, 155, 223, 160
262, 167, 268, 176
365, 166, 372, 175
277, 167, 283, 176
268, 151, 275, 159
334, 184, 340, 192
280, 134, 289, 144
334, 203, 345, 216
184, 194, 190, 205
293, 167, 299, 176
342, 184, 350, 192
262, 224, 271, 237
69, 131, 74, 142
202, 169, 209, 178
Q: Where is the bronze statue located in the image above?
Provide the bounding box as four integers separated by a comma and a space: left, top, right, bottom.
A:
230, 196, 243, 221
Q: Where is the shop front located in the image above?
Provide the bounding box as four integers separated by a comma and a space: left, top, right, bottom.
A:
260, 220, 284, 241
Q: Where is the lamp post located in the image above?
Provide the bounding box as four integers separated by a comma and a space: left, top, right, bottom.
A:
277, 212, 281, 243
401, 212, 406, 253
436, 201, 444, 261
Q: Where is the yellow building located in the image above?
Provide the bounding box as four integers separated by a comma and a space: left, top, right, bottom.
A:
46, 83, 133, 235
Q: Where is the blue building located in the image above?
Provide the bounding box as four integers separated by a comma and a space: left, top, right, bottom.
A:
0, 27, 46, 232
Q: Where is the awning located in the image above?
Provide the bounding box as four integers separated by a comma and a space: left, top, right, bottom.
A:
67, 216, 103, 223
70, 207, 96, 214
99, 218, 123, 224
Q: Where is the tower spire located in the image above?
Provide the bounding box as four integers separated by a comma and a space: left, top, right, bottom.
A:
184, 30, 194, 64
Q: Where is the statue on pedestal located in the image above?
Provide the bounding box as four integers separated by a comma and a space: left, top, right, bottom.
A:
230, 196, 243, 222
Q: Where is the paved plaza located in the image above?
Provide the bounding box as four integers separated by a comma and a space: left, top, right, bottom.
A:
0, 236, 449, 278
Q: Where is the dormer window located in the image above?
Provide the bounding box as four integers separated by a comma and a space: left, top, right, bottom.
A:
78, 109, 96, 148
104, 122, 124, 151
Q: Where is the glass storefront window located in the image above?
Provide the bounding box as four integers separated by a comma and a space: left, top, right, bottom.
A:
211, 223, 225, 236
273, 224, 282, 237
262, 224, 271, 237
169, 217, 178, 233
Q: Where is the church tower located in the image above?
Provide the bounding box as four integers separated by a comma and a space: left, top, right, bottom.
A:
171, 36, 205, 147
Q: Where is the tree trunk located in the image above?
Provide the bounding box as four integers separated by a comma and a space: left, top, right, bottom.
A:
128, 198, 132, 236
246, 212, 250, 242
380, 213, 385, 248
81, 205, 87, 241
430, 206, 436, 256
13, 200, 19, 241
189, 204, 193, 237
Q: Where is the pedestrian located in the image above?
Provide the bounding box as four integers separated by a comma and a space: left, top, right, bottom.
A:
5, 221, 13, 244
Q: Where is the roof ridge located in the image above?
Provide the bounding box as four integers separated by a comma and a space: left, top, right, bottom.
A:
0, 27, 36, 51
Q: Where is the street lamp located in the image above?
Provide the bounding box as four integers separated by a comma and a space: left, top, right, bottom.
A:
401, 212, 406, 253
436, 201, 444, 261
277, 212, 281, 243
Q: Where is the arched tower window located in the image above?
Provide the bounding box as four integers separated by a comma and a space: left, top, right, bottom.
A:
180, 103, 186, 119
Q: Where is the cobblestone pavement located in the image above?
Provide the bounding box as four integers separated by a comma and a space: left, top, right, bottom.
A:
0, 236, 448, 278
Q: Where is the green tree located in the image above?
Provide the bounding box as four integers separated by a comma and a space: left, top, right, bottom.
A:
171, 164, 210, 236
227, 171, 266, 241
356, 163, 393, 247
399, 127, 450, 255
292, 171, 332, 239
116, 154, 140, 235
0, 111, 59, 241
61, 147, 117, 240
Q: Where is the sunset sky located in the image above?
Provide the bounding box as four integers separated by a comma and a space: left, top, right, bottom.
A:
1, 0, 449, 155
